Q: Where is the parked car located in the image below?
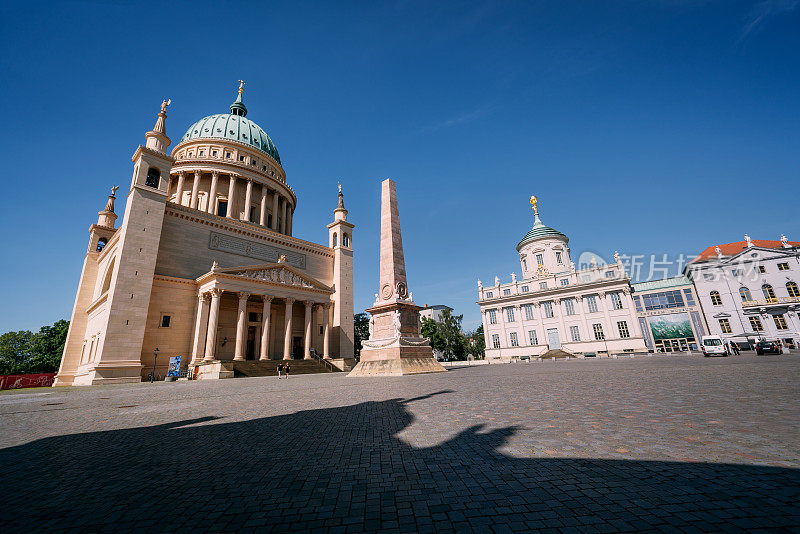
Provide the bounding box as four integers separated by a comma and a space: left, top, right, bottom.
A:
701, 335, 728, 357
755, 340, 781, 355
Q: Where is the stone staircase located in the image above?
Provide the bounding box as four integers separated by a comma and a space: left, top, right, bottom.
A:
231, 360, 339, 378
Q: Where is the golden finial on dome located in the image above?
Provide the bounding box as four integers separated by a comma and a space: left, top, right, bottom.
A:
238, 80, 245, 94
529, 195, 538, 215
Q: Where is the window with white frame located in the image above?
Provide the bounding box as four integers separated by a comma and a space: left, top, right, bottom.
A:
787, 282, 800, 297
539, 282, 547, 290
586, 295, 598, 313
739, 287, 752, 301
569, 325, 580, 342
732, 268, 742, 277
486, 291, 493, 298
510, 332, 519, 347
503, 289, 511, 296
505, 307, 515, 322
560, 279, 569, 286
718, 318, 732, 334
521, 285, 529, 293
703, 273, 714, 281
542, 301, 554, 318
617, 321, 630, 338
774, 315, 788, 330
605, 271, 614, 278
528, 330, 538, 345
523, 304, 534, 321
592, 323, 605, 340
556, 251, 562, 263
491, 334, 500, 349
536, 254, 544, 266
610, 292, 623, 310
757, 265, 766, 273
778, 262, 790, 271
488, 309, 497, 324
564, 298, 575, 315
710, 291, 722, 305
749, 316, 763, 331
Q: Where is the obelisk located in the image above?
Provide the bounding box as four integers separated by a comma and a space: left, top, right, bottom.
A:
348, 179, 446, 376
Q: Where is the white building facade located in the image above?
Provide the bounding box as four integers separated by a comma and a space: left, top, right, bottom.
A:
685, 236, 800, 349
477, 202, 646, 361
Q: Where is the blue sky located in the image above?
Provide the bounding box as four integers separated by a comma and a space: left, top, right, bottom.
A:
1, 0, 798, 332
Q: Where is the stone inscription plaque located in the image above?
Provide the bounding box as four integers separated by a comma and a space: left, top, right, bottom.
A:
209, 231, 306, 269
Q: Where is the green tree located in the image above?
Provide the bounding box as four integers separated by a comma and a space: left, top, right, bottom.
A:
0, 320, 69, 374
421, 309, 468, 361
353, 312, 370, 357
465, 324, 486, 359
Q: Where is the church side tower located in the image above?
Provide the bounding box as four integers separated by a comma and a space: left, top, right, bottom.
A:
70, 101, 175, 385
328, 184, 355, 358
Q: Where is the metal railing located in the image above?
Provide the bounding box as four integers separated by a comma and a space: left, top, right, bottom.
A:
741, 296, 800, 307
310, 351, 338, 372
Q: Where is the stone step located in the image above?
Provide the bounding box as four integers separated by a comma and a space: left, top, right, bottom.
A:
231, 360, 338, 377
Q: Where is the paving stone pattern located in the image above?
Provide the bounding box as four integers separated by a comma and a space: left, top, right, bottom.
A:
1, 352, 799, 532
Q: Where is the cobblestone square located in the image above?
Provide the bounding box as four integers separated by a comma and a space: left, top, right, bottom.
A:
2, 353, 799, 532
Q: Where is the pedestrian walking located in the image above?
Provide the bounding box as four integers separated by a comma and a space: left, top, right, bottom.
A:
277, 362, 283, 379
731, 342, 740, 355
285, 362, 291, 378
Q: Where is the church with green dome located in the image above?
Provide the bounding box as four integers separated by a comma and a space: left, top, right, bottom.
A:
55, 83, 356, 386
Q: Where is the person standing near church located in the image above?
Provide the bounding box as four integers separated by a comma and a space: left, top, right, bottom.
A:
277, 363, 283, 379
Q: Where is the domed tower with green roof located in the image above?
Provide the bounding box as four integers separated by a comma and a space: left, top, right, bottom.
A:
516, 196, 573, 279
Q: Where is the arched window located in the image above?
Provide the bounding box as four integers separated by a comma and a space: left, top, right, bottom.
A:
145, 167, 161, 188
739, 286, 752, 302
101, 257, 116, 294
343, 233, 350, 247
332, 232, 338, 247
710, 291, 722, 306
762, 284, 776, 301
96, 238, 108, 253
787, 281, 800, 298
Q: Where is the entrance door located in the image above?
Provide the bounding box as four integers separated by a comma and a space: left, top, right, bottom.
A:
246, 326, 256, 360
292, 336, 303, 359
547, 328, 561, 350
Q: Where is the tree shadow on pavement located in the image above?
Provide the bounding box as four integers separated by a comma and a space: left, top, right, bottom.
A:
1, 391, 798, 532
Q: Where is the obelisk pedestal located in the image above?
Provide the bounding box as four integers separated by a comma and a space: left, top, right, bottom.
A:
348, 179, 445, 376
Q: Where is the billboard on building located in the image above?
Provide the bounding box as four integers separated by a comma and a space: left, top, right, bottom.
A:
649, 312, 693, 340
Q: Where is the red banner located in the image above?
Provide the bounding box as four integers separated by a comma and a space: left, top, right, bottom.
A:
0, 373, 56, 390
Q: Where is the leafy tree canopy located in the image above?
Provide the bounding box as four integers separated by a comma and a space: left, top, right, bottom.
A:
0, 319, 69, 374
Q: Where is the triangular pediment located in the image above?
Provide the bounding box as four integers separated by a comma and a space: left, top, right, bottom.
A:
214, 262, 332, 292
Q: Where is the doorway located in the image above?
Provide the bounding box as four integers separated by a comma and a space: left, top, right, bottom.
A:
292, 336, 303, 359
547, 328, 561, 350
246, 326, 256, 360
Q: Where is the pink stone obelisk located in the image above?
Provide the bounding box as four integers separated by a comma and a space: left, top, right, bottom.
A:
348, 179, 445, 376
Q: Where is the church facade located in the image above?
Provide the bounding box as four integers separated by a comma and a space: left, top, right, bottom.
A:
55, 84, 354, 386
477, 199, 647, 360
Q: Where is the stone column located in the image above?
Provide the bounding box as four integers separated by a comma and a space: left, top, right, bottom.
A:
175, 171, 186, 205
554, 299, 568, 343
281, 199, 288, 234
260, 296, 272, 360
303, 300, 313, 359
207, 171, 219, 214
600, 292, 613, 340
191, 292, 211, 363
323, 303, 331, 359
622, 289, 642, 337
204, 288, 222, 360
283, 298, 295, 359
226, 174, 237, 218
234, 291, 250, 361
577, 296, 591, 342
243, 179, 253, 222
533, 302, 545, 347
287, 206, 293, 236
190, 171, 201, 209
271, 191, 280, 231
259, 185, 268, 226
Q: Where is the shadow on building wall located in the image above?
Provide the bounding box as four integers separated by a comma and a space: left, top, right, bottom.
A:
1, 391, 798, 530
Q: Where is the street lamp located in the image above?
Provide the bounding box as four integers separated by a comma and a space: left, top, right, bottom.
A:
151, 348, 159, 383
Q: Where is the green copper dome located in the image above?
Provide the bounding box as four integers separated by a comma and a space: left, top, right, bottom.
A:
180, 88, 281, 164
516, 212, 568, 251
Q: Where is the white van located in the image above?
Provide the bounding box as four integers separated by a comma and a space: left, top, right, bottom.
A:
701, 335, 728, 357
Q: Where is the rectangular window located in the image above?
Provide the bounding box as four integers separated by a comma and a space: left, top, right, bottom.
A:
718, 318, 732, 334
488, 310, 497, 325
160, 315, 171, 328
492, 334, 500, 349
217, 200, 228, 217
523, 305, 534, 321
569, 325, 580, 342
683, 289, 695, 306
560, 279, 569, 286
633, 296, 643, 312
731, 268, 742, 277
486, 291, 493, 298
642, 290, 685, 311
778, 262, 790, 271
505, 307, 515, 322
503, 289, 511, 296
212, 150, 218, 157
592, 323, 605, 340
267, 214, 273, 227
199, 150, 205, 156
521, 285, 529, 293
539, 282, 547, 290
510, 332, 519, 347
556, 251, 562, 263
586, 295, 598, 313
225, 152, 232, 159
564, 298, 575, 316
703, 273, 714, 281
605, 271, 614, 278
749, 316, 764, 331
536, 254, 544, 266
542, 301, 554, 318
528, 330, 538, 345
249, 206, 257, 223
774, 314, 788, 330
617, 321, 630, 338
239, 155, 245, 162
319, 326, 324, 335
248, 312, 259, 322
757, 265, 766, 273
610, 292, 623, 310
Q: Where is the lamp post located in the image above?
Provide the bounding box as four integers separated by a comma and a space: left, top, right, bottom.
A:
151, 348, 159, 383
